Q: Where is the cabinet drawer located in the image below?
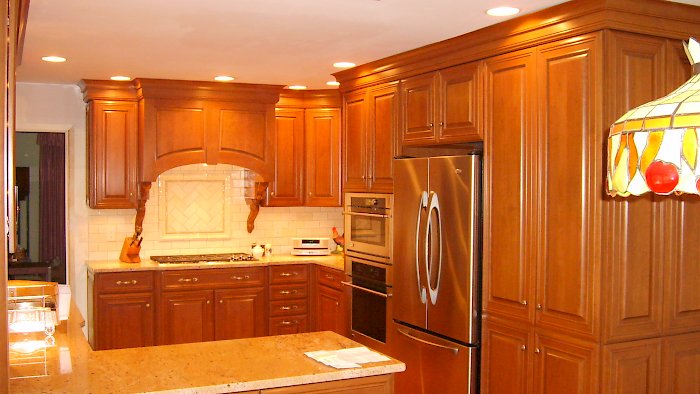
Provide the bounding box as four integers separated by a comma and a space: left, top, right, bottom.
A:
270, 284, 308, 300
269, 315, 309, 335
316, 267, 344, 289
270, 299, 308, 316
161, 267, 266, 290
269, 265, 308, 284
96, 271, 154, 293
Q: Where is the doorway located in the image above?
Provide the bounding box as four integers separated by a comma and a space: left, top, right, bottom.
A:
9, 132, 67, 284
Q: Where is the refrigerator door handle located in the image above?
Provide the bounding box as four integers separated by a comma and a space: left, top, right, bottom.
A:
426, 191, 442, 305
397, 326, 459, 354
416, 191, 429, 305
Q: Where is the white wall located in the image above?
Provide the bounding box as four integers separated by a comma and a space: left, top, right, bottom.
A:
15, 82, 344, 334
15, 82, 89, 323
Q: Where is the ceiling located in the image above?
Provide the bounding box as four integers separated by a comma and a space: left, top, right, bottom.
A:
17, 0, 700, 89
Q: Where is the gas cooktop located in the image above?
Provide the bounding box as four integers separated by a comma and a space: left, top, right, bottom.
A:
150, 253, 256, 264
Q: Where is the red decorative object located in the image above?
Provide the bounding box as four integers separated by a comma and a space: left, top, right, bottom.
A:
645, 160, 679, 194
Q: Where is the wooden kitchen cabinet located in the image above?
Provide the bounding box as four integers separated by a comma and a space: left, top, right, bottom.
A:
159, 267, 268, 345
662, 331, 700, 394
269, 265, 309, 336
481, 317, 532, 394
270, 92, 341, 207
399, 61, 482, 146
315, 266, 348, 336
88, 271, 155, 350
533, 332, 599, 394
343, 82, 397, 193
602, 338, 662, 394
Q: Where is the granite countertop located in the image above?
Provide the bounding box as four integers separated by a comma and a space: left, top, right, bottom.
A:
87, 254, 345, 274
9, 303, 404, 393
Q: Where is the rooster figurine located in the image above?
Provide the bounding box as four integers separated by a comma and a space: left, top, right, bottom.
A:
331, 227, 345, 253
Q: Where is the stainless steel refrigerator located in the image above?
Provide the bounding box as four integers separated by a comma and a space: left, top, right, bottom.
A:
392, 155, 480, 394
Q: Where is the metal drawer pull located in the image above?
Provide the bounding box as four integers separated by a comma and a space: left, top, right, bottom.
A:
280, 306, 299, 310
280, 320, 299, 325
280, 272, 298, 277
115, 279, 138, 285
324, 274, 335, 280
397, 327, 459, 354
279, 290, 298, 295
231, 275, 250, 280
178, 278, 199, 283
341, 281, 390, 298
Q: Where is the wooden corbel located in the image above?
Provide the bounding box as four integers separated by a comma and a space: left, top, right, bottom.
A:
245, 181, 269, 233
119, 182, 152, 263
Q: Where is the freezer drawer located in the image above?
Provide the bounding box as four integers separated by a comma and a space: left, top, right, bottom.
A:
391, 323, 478, 394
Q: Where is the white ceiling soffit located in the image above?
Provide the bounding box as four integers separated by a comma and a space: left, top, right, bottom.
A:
17, 0, 698, 89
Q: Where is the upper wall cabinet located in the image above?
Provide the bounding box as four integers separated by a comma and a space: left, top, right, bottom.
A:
343, 82, 398, 193
137, 79, 283, 182
399, 61, 482, 146
80, 81, 140, 209
270, 91, 342, 207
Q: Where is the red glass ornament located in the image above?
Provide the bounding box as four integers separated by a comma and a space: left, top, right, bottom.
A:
645, 160, 679, 194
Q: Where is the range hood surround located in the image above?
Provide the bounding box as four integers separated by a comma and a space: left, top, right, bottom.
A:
80, 78, 284, 240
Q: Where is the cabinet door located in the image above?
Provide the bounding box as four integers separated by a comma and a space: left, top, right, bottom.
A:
662, 332, 700, 394
535, 34, 601, 339
160, 290, 214, 345
268, 108, 304, 206
87, 100, 138, 208
305, 108, 341, 206
95, 292, 154, 350
269, 315, 308, 335
367, 83, 397, 193
437, 62, 482, 143
343, 91, 369, 192
215, 287, 267, 340
400, 73, 437, 145
483, 48, 537, 323
534, 332, 598, 394
210, 101, 272, 168
603, 31, 669, 343
481, 318, 532, 394
316, 285, 347, 336
602, 338, 662, 394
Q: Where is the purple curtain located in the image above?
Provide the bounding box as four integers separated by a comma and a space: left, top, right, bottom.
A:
37, 133, 66, 265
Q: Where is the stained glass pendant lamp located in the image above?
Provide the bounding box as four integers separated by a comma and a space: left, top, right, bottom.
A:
607, 38, 700, 196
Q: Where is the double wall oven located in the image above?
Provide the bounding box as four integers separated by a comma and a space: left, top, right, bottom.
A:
342, 193, 393, 351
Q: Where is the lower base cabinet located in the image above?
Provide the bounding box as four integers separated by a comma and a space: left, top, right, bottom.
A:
269, 315, 309, 335
315, 266, 348, 336
216, 287, 267, 340
95, 292, 154, 350
260, 374, 393, 394
161, 290, 215, 344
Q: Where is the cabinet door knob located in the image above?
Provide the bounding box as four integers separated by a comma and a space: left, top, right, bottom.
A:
219, 300, 224, 304
145, 303, 150, 308
308, 192, 313, 196
429, 123, 434, 127
361, 175, 365, 180
270, 191, 275, 196
534, 348, 540, 354
536, 303, 542, 310
521, 300, 527, 306
368, 175, 373, 179
206, 300, 210, 304
439, 121, 444, 127
520, 345, 526, 351
336, 302, 340, 307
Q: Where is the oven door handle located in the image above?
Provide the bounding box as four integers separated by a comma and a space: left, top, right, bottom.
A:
341, 281, 391, 298
342, 211, 390, 219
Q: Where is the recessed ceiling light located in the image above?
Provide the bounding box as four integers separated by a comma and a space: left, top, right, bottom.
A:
214, 75, 235, 82
288, 85, 307, 90
110, 76, 131, 81
326, 81, 340, 87
41, 56, 66, 63
333, 62, 356, 68
486, 6, 520, 16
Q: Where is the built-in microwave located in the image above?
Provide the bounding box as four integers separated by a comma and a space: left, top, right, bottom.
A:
343, 193, 392, 262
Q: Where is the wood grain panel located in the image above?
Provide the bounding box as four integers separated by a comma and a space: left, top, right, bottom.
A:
483, 49, 536, 323
662, 332, 700, 394
268, 108, 304, 206
534, 332, 598, 394
95, 293, 154, 350
602, 338, 662, 394
438, 61, 482, 143
214, 287, 267, 340
160, 290, 214, 345
400, 73, 436, 145
535, 35, 601, 339
217, 108, 267, 160
343, 91, 368, 191
367, 83, 397, 193
481, 318, 532, 394
603, 32, 669, 342
155, 105, 206, 158
305, 108, 341, 206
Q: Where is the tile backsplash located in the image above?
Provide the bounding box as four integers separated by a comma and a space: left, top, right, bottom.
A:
87, 164, 344, 261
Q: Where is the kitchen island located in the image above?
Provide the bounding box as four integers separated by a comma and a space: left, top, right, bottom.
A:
9, 303, 404, 393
